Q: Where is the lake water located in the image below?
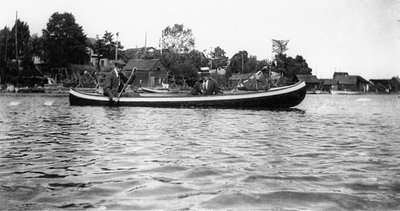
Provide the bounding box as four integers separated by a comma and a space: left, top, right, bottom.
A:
0, 94, 399, 210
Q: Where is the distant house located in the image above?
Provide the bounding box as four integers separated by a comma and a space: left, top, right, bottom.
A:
124, 47, 158, 59
392, 77, 400, 92
369, 79, 390, 93
210, 67, 226, 75
320, 79, 337, 92
86, 37, 111, 67
123, 59, 168, 88
370, 77, 400, 93
332, 72, 369, 92
296, 75, 320, 92
333, 72, 348, 78
86, 38, 96, 64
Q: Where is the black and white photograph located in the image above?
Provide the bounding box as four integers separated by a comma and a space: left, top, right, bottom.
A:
1, 0, 400, 210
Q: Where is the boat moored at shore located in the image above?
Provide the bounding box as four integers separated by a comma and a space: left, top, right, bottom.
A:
330, 90, 361, 95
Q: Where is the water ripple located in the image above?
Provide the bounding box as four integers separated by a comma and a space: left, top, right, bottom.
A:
0, 95, 399, 210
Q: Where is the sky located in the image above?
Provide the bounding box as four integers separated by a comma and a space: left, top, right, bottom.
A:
1, 0, 399, 79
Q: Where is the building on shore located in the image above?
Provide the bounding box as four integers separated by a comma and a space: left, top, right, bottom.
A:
329, 72, 369, 93
369, 77, 400, 93
122, 59, 168, 88
319, 79, 337, 93
296, 75, 321, 93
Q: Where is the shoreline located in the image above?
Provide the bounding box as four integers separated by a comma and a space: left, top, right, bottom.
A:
0, 92, 69, 97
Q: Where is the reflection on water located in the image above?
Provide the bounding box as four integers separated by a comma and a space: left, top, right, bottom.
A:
0, 95, 399, 210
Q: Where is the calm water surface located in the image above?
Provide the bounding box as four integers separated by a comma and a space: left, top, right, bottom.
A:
0, 94, 399, 210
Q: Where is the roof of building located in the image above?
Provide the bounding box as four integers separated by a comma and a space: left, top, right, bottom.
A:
210, 68, 226, 75
123, 59, 163, 71
356, 75, 369, 83
371, 78, 400, 87
86, 37, 97, 46
333, 75, 369, 85
320, 79, 337, 85
125, 47, 157, 53
333, 72, 349, 77
370, 79, 391, 84
334, 75, 357, 85
391, 77, 400, 85
296, 75, 320, 83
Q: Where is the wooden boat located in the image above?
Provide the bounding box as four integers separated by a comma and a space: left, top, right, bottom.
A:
141, 87, 189, 94
141, 87, 169, 93
69, 81, 306, 109
330, 90, 361, 95
306, 90, 322, 94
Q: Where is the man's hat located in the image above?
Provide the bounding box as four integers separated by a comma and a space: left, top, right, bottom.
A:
114, 60, 126, 67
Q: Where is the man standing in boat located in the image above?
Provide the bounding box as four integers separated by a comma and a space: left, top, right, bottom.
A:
190, 68, 222, 95
103, 60, 135, 101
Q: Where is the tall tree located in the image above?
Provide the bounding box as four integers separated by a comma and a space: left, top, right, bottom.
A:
209, 46, 228, 69
161, 24, 195, 53
4, 19, 37, 73
160, 49, 207, 80
0, 27, 11, 83
30, 34, 43, 59
228, 50, 250, 73
274, 54, 312, 77
0, 20, 32, 68
256, 59, 270, 73
11, 19, 32, 69
91, 31, 124, 63
42, 12, 88, 67
12, 20, 31, 64
0, 27, 11, 62
102, 31, 123, 60
246, 55, 258, 73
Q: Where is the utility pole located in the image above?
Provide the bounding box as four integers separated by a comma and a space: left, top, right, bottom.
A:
160, 30, 163, 55
209, 47, 213, 70
241, 52, 244, 73
115, 32, 119, 61
144, 31, 147, 51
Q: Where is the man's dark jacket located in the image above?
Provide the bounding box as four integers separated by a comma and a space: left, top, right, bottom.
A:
103, 69, 135, 98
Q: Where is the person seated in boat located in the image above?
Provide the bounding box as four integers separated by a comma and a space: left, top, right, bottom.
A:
103, 60, 136, 101
190, 69, 222, 95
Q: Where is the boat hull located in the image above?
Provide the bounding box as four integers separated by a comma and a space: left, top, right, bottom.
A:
69, 81, 306, 109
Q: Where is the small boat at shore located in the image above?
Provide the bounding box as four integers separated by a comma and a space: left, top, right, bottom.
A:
141, 87, 190, 94
69, 81, 306, 109
306, 90, 322, 94
330, 90, 361, 95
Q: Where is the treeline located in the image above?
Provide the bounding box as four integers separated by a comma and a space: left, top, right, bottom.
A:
0, 12, 312, 86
